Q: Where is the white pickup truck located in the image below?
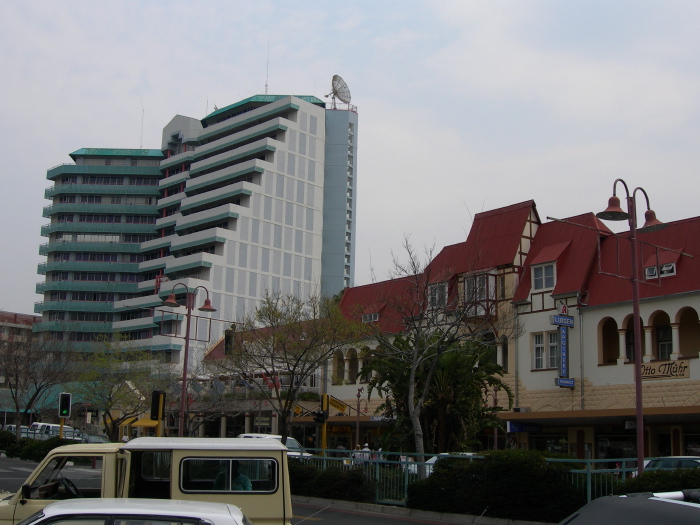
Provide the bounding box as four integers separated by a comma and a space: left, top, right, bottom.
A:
0, 437, 293, 525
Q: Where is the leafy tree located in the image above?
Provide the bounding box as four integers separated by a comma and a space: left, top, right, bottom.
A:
213, 292, 362, 440
73, 337, 175, 441
0, 335, 73, 439
362, 238, 518, 466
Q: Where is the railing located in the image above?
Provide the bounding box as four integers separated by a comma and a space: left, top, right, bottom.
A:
297, 450, 642, 507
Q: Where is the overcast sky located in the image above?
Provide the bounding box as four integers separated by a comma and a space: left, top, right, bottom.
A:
2, 1, 700, 316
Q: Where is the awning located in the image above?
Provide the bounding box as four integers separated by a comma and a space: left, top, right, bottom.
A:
119, 417, 138, 428
130, 418, 158, 428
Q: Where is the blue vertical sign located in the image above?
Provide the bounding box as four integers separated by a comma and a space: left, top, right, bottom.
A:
550, 311, 574, 383
560, 325, 568, 378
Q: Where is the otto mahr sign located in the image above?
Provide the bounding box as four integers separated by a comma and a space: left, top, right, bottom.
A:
550, 303, 574, 383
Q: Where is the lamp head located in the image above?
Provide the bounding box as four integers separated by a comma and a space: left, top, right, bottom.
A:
198, 298, 217, 312
639, 208, 667, 232
162, 293, 180, 308
596, 195, 629, 221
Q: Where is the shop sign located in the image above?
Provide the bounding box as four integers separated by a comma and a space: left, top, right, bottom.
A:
506, 422, 542, 433
641, 360, 689, 380
328, 396, 348, 413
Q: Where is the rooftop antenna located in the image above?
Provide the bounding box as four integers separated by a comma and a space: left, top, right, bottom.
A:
139, 97, 144, 148
265, 40, 270, 95
325, 74, 351, 109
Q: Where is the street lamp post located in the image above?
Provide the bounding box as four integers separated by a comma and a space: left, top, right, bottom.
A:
596, 179, 663, 476
162, 284, 216, 436
356, 387, 364, 448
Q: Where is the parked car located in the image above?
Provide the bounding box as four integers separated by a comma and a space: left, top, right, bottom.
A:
237, 433, 312, 458
28, 423, 82, 441
406, 452, 479, 475
560, 491, 700, 524
81, 433, 110, 444
4, 425, 30, 437
17, 498, 251, 525
644, 456, 700, 471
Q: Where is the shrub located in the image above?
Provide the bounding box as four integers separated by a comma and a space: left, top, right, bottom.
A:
17, 437, 75, 462
407, 449, 586, 523
288, 460, 375, 502
5, 437, 36, 459
615, 468, 700, 495
0, 430, 17, 451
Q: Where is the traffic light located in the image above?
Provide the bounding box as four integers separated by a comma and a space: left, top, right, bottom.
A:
312, 410, 327, 424
150, 390, 166, 420
58, 393, 72, 418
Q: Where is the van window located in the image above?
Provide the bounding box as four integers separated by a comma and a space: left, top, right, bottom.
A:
180, 458, 277, 493
127, 451, 171, 499
27, 456, 103, 500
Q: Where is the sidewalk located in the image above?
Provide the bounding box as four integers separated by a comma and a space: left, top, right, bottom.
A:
292, 496, 553, 525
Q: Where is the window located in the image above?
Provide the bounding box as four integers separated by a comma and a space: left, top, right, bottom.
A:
657, 325, 672, 360
533, 331, 559, 370
645, 262, 676, 279
26, 455, 103, 500
362, 312, 378, 323
626, 330, 635, 362
464, 273, 496, 316
180, 458, 277, 493
533, 264, 555, 290
428, 282, 447, 308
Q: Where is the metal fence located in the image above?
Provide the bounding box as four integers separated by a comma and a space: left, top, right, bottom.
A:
299, 450, 640, 507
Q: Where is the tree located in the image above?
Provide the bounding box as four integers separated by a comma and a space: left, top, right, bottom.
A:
362, 238, 519, 466
0, 335, 74, 439
73, 337, 175, 441
214, 292, 362, 440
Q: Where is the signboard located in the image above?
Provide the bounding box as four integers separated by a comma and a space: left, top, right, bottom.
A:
559, 325, 569, 378
328, 396, 348, 413
507, 422, 542, 433
641, 360, 690, 380
293, 404, 303, 415
550, 315, 574, 327
556, 377, 575, 389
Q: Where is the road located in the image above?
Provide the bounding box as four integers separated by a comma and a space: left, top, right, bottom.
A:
0, 457, 446, 524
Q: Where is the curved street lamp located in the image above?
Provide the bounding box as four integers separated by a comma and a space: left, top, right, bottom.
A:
596, 178, 663, 476
162, 283, 216, 436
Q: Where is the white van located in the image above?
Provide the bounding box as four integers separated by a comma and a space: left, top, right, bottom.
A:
28, 423, 81, 441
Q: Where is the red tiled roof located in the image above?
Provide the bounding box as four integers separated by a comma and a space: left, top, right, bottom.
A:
426, 200, 538, 285
339, 276, 418, 334
586, 217, 700, 306
513, 213, 611, 303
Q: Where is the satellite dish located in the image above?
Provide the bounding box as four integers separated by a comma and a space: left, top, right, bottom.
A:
326, 75, 351, 108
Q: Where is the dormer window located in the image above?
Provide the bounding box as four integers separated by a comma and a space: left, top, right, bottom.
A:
645, 262, 676, 279
428, 282, 447, 308
533, 263, 555, 291
362, 312, 378, 323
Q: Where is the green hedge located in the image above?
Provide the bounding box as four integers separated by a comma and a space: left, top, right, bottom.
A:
288, 460, 376, 502
407, 449, 586, 523
615, 468, 700, 494
5, 436, 76, 462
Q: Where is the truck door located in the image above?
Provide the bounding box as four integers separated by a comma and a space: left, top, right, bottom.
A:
12, 454, 104, 524
117, 450, 131, 498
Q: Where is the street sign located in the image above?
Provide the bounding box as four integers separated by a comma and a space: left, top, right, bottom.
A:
556, 377, 575, 389
550, 315, 575, 327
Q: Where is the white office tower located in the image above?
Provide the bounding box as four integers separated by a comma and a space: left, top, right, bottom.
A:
112, 95, 358, 368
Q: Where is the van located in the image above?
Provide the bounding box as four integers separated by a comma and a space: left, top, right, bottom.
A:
0, 437, 292, 525
237, 433, 312, 458
28, 423, 81, 441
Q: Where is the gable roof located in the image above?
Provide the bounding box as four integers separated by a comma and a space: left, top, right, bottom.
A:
426, 200, 538, 285
339, 276, 418, 334
585, 216, 700, 306
513, 213, 611, 303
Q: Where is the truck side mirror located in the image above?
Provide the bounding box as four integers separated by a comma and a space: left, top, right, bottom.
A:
20, 484, 31, 504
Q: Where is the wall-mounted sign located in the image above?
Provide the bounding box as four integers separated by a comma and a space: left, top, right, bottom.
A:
641, 360, 689, 380
556, 377, 575, 389
507, 421, 542, 433
550, 315, 575, 327
559, 325, 569, 377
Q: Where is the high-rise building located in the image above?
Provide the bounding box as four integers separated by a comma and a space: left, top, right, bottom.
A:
35, 149, 163, 347
36, 95, 358, 367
